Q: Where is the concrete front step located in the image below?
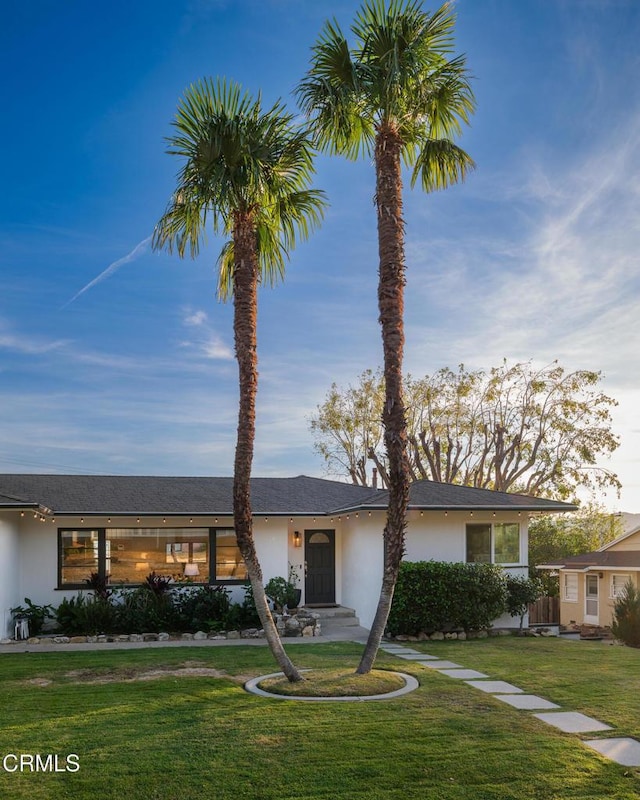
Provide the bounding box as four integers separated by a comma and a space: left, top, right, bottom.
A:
301, 606, 360, 628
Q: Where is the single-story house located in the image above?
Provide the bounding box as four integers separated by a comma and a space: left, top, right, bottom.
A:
0, 473, 575, 637
539, 525, 640, 629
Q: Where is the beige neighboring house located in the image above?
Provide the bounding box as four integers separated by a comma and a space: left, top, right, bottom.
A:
541, 525, 640, 629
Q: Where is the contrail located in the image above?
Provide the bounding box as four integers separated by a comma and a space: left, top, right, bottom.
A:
61, 235, 152, 309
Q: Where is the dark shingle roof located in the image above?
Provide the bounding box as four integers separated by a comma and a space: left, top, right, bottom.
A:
0, 474, 576, 516
406, 480, 576, 512
543, 550, 640, 570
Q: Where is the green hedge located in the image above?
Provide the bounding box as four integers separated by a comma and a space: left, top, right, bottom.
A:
387, 561, 508, 636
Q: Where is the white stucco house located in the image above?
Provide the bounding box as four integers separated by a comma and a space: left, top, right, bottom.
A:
0, 473, 574, 636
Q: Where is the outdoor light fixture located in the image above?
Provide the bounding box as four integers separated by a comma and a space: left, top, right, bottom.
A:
293, 531, 301, 548
184, 563, 200, 577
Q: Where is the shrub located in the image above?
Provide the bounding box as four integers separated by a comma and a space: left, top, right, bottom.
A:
144, 572, 174, 597
10, 598, 55, 636
173, 585, 232, 632
55, 594, 119, 635
85, 572, 113, 601
505, 575, 544, 629
387, 561, 508, 636
225, 585, 261, 630
264, 564, 301, 613
611, 581, 640, 647
115, 586, 175, 633
55, 582, 261, 636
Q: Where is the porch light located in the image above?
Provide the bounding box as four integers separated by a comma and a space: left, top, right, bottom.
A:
293, 531, 301, 548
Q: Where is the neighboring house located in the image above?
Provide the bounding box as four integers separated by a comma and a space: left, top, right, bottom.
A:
540, 525, 640, 630
0, 473, 574, 637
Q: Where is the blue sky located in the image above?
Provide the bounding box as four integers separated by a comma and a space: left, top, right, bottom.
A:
2, 0, 640, 511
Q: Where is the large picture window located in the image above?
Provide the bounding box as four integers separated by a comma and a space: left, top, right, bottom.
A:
58, 528, 246, 588
466, 523, 521, 565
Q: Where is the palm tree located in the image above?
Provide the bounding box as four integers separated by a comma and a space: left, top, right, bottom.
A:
153, 78, 326, 681
297, 0, 475, 673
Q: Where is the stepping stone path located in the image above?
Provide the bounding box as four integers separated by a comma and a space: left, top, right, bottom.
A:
380, 643, 640, 768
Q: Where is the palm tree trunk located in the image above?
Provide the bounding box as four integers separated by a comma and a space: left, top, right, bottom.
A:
232, 211, 304, 682
357, 125, 412, 675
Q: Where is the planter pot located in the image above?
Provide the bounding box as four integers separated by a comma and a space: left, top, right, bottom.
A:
286, 589, 302, 611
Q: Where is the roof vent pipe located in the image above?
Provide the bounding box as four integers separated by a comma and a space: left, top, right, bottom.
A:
372, 468, 377, 489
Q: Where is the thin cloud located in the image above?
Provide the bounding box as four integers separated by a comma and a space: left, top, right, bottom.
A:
184, 310, 208, 327
61, 235, 152, 309
179, 309, 233, 361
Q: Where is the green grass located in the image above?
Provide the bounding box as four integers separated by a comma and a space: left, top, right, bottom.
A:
258, 667, 406, 696
0, 638, 638, 799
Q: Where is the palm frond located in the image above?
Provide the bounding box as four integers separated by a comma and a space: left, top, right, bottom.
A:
296, 18, 374, 159
299, 0, 474, 163
155, 77, 326, 300
411, 138, 475, 192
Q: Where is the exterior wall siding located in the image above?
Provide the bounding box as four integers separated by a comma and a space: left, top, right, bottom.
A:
3, 507, 532, 634
560, 571, 640, 629
0, 513, 21, 637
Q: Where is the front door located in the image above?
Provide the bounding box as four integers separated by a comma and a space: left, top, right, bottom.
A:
585, 574, 599, 624
304, 530, 335, 605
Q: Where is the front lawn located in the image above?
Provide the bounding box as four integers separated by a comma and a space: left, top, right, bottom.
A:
0, 638, 638, 799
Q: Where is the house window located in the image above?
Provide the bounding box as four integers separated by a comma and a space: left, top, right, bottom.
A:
611, 574, 632, 599
107, 528, 210, 583
215, 530, 248, 580
60, 530, 100, 586
466, 523, 520, 565
563, 573, 578, 602
58, 528, 247, 587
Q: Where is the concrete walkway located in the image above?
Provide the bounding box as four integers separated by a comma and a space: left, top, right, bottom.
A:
380, 642, 640, 769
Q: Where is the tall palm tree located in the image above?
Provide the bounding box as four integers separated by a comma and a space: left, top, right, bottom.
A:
297, 0, 475, 673
153, 78, 326, 682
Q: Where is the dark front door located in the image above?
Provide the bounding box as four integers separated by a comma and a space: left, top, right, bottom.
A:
305, 530, 335, 605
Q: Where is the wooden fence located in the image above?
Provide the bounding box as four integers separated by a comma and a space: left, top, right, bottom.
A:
528, 596, 559, 625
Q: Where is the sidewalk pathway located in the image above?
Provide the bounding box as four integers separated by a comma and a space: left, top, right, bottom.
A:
380, 642, 640, 769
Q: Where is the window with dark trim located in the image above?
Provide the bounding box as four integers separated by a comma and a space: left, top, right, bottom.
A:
466, 523, 520, 565
58, 528, 247, 588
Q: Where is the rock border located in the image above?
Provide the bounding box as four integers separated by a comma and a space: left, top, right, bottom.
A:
0, 629, 268, 647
